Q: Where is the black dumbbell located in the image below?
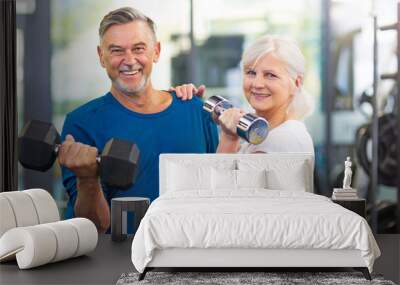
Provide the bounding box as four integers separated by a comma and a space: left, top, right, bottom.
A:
18, 120, 140, 189
203, 95, 269, 145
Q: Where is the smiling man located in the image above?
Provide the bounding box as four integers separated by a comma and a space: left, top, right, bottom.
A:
59, 7, 218, 233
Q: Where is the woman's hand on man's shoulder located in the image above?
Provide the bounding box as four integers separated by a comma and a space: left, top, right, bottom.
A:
169, 83, 206, 100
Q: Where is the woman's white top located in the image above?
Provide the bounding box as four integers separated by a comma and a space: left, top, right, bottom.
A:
240, 120, 314, 154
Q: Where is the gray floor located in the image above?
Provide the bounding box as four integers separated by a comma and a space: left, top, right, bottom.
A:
374, 234, 400, 284
0, 234, 398, 285
0, 235, 135, 285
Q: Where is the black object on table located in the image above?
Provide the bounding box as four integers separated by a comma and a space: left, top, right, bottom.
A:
111, 197, 150, 242
332, 198, 366, 218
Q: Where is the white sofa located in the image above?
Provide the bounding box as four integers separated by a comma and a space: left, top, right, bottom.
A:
0, 189, 98, 269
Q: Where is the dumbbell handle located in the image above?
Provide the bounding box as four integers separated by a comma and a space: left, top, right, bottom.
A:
54, 140, 139, 189
203, 95, 269, 145
54, 144, 101, 163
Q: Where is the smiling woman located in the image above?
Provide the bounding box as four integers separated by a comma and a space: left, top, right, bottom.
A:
229, 35, 315, 154
172, 35, 315, 155
241, 36, 313, 123
190, 35, 315, 155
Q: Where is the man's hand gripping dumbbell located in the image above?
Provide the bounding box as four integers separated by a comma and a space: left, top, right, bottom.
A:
18, 120, 140, 189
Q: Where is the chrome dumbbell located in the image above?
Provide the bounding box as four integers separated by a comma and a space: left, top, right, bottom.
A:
203, 95, 269, 145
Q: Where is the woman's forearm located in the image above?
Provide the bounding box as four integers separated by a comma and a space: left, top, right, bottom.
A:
216, 133, 241, 153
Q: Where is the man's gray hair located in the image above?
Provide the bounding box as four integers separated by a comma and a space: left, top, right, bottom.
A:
99, 7, 156, 40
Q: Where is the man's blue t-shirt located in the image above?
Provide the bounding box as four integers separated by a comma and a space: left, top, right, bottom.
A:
61, 92, 218, 219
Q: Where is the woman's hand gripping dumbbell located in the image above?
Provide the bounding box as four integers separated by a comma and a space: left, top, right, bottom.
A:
18, 120, 140, 189
204, 95, 269, 145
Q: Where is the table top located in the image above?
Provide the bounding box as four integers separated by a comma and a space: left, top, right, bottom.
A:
0, 234, 134, 285
112, 197, 150, 202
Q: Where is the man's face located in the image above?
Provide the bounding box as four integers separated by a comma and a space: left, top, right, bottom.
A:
98, 21, 160, 96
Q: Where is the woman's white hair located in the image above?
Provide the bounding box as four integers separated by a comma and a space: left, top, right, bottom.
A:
241, 35, 314, 120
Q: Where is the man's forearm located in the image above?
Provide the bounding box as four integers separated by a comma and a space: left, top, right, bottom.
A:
74, 178, 110, 233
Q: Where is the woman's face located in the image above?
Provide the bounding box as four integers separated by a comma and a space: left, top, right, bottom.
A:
243, 53, 296, 119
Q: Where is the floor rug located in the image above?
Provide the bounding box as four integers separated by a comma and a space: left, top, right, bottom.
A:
116, 271, 396, 285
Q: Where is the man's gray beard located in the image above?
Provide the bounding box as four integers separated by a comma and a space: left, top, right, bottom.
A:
113, 76, 148, 97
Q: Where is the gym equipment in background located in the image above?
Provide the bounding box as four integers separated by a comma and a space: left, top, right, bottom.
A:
18, 120, 140, 189
204, 95, 269, 145
356, 113, 397, 187
355, 113, 399, 234
171, 35, 244, 87
367, 201, 398, 233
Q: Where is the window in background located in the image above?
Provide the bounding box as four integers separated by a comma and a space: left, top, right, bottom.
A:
16, 27, 24, 189
175, 0, 322, 118
329, 0, 398, 209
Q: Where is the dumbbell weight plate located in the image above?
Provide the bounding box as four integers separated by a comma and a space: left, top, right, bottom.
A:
18, 120, 61, 172
237, 114, 269, 145
355, 113, 398, 187
99, 138, 140, 189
